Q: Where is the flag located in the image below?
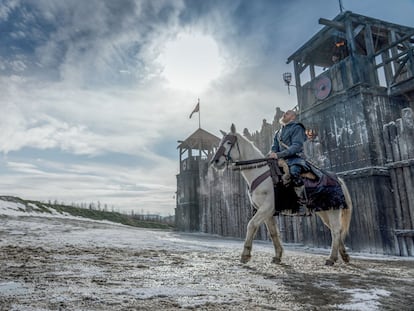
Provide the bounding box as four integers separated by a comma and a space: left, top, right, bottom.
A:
189, 101, 200, 119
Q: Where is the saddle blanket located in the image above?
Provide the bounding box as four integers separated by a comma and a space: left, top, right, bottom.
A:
303, 170, 347, 211
272, 163, 347, 215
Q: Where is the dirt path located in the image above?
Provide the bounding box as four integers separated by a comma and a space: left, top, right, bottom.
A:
1, 215, 413, 310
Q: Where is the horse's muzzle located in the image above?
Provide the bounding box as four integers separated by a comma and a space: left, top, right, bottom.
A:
210, 146, 225, 166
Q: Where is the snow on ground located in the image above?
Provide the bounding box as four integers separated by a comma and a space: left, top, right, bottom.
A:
0, 199, 66, 217
1, 200, 414, 310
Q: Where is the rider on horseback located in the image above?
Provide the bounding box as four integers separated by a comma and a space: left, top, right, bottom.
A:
268, 110, 310, 214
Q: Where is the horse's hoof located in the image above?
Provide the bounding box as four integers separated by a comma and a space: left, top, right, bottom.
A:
325, 259, 335, 266
271, 257, 281, 264
341, 254, 350, 263
240, 255, 251, 264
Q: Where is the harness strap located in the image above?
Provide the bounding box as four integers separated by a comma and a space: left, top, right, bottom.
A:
277, 129, 290, 150
232, 162, 268, 171
268, 160, 283, 184
234, 158, 269, 166
250, 170, 271, 193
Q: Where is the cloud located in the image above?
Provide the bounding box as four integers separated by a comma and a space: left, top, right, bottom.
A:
0, 0, 413, 215
1, 155, 177, 215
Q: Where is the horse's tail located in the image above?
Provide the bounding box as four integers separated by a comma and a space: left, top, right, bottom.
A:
338, 177, 353, 238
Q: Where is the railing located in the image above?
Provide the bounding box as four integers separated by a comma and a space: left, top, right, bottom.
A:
374, 44, 414, 88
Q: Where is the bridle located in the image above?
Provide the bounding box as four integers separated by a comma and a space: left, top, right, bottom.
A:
211, 134, 240, 165
211, 133, 269, 169
211, 133, 280, 194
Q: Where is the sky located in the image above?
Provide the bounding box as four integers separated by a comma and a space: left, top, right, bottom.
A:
1, 0, 413, 216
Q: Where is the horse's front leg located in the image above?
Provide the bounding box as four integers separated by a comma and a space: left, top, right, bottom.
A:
241, 182, 274, 263
264, 216, 283, 264
241, 215, 260, 263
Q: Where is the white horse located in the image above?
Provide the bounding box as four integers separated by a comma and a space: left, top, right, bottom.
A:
210, 124, 353, 266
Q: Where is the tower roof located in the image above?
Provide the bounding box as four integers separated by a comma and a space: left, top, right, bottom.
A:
177, 128, 220, 151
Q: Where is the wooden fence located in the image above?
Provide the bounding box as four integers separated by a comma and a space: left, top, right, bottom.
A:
383, 107, 414, 256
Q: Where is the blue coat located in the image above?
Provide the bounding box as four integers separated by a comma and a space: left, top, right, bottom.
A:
271, 121, 307, 167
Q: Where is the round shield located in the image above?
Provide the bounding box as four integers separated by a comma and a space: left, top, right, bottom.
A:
314, 76, 332, 100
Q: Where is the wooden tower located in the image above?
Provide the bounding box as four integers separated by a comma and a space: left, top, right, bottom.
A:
287, 11, 414, 254
175, 128, 220, 231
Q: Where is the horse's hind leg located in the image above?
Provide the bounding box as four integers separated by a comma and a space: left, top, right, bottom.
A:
339, 239, 350, 263
339, 225, 350, 263
265, 216, 283, 264
338, 178, 352, 263
317, 210, 341, 266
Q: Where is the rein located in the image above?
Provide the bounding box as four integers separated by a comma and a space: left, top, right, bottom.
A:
213, 134, 281, 192
234, 158, 274, 166
231, 161, 269, 171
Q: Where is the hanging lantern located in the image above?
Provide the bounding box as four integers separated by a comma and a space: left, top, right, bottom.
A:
283, 72, 292, 86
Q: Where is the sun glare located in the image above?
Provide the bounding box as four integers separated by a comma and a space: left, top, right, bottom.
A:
158, 32, 223, 93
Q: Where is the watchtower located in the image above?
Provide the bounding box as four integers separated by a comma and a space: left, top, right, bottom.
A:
175, 128, 220, 231
287, 11, 414, 253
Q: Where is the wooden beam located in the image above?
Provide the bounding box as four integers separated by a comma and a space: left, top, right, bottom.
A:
293, 61, 302, 109
293, 60, 302, 87
395, 230, 414, 237
382, 51, 394, 86
319, 18, 345, 31
345, 19, 357, 56
353, 24, 365, 38
390, 31, 400, 74
296, 61, 308, 75
408, 49, 414, 77
391, 56, 409, 84
375, 48, 414, 68
364, 24, 375, 56
374, 31, 414, 56
310, 64, 315, 80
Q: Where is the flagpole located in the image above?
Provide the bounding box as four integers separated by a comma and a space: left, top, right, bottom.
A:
198, 98, 201, 129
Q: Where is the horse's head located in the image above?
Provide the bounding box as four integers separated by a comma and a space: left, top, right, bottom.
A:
210, 124, 240, 169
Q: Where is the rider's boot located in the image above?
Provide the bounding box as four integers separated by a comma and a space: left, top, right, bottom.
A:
294, 185, 311, 216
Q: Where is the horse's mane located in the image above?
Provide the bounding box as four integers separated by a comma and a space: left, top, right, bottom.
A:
236, 133, 265, 158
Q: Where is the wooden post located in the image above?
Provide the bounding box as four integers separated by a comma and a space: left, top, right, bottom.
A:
345, 19, 357, 56
382, 50, 393, 87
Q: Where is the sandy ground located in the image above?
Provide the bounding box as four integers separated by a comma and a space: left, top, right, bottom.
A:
1, 214, 414, 311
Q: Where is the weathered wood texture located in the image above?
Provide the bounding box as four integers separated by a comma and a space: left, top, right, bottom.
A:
383, 108, 414, 256
304, 107, 414, 255
175, 156, 203, 232
199, 164, 256, 239
196, 107, 414, 257
298, 106, 413, 255
179, 12, 414, 256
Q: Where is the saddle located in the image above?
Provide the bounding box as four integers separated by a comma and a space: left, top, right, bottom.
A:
267, 159, 346, 215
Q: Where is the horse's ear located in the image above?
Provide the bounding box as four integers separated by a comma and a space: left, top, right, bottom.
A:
230, 123, 236, 134
219, 130, 226, 136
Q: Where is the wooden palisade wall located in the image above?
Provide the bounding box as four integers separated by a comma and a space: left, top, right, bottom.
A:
383, 108, 414, 256
198, 107, 414, 256
193, 11, 414, 256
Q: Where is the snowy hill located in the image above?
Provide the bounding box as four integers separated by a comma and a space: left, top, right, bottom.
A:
0, 196, 173, 229
0, 196, 71, 218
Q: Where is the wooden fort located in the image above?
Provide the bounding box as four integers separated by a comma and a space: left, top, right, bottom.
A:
176, 11, 414, 256
175, 128, 220, 231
